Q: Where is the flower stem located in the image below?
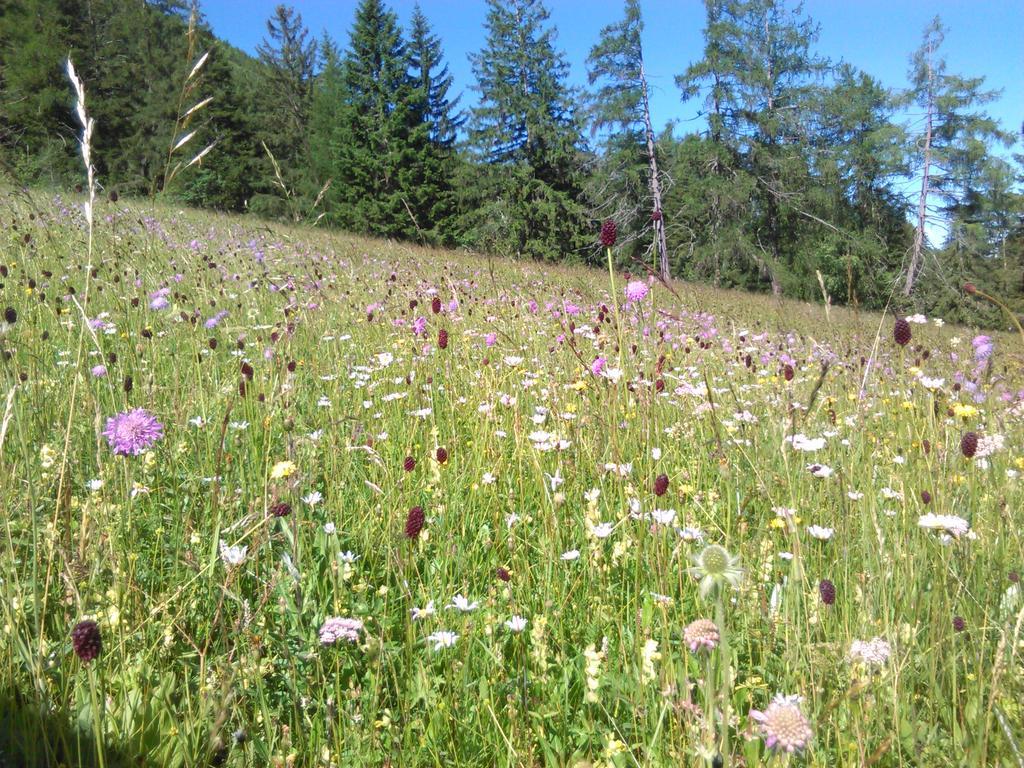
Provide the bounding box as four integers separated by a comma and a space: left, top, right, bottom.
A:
716, 592, 732, 766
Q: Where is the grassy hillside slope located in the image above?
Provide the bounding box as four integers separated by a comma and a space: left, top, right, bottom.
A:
1, 190, 1022, 766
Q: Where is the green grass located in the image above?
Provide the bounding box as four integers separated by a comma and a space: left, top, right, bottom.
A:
1, 190, 1022, 767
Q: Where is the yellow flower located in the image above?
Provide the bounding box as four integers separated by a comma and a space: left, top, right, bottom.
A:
270, 460, 297, 480
952, 403, 978, 419
571, 380, 588, 392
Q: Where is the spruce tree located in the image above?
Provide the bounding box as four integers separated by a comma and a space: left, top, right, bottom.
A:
406, 4, 462, 244
467, 0, 588, 262
327, 0, 422, 239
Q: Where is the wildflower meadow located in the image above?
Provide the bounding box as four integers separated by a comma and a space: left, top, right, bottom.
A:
1, 73, 1023, 765
2, 186, 1023, 767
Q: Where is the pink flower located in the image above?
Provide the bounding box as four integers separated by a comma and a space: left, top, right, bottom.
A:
319, 616, 363, 645
591, 357, 607, 377
683, 619, 719, 652
750, 694, 812, 753
485, 332, 497, 347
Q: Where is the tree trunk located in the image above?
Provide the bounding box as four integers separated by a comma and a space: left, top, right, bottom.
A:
905, 38, 935, 297
639, 59, 669, 281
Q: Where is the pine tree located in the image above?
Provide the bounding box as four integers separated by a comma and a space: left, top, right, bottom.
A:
466, 0, 589, 262
586, 0, 669, 276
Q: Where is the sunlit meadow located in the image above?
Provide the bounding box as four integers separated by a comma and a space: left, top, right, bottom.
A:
2, 181, 1023, 767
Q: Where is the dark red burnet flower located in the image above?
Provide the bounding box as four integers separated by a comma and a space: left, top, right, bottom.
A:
893, 318, 911, 347
960, 431, 978, 458
71, 619, 102, 663
403, 456, 416, 472
783, 364, 794, 382
653, 473, 669, 497
818, 579, 836, 606
952, 615, 966, 632
270, 501, 292, 518
3, 307, 16, 325
921, 490, 932, 505
435, 446, 448, 464
405, 505, 425, 539
963, 282, 977, 295
650, 209, 662, 222
496, 566, 511, 582
600, 219, 617, 248
431, 297, 442, 314
438, 328, 449, 350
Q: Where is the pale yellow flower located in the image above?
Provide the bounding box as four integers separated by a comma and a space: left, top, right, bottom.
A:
270, 460, 297, 480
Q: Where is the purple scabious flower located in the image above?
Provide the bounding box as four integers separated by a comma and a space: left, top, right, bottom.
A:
90, 365, 107, 378
412, 316, 427, 336
204, 310, 228, 329
625, 280, 649, 303
972, 335, 993, 362
102, 408, 164, 455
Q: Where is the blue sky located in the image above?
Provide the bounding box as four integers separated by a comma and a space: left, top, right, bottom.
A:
202, 0, 1022, 142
